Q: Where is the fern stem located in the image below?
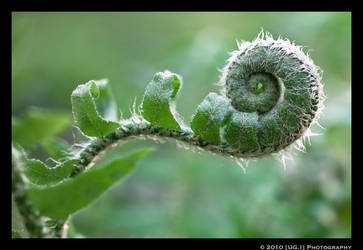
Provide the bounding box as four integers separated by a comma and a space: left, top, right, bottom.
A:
73, 119, 276, 177
12, 150, 45, 238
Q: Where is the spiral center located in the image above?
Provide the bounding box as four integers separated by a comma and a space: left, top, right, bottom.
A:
248, 81, 265, 95
226, 72, 281, 114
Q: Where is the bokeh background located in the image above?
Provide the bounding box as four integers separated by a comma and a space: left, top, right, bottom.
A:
12, 12, 351, 238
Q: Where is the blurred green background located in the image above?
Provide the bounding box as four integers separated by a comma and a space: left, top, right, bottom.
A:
12, 12, 351, 238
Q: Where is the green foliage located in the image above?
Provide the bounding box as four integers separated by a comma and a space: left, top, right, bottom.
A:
141, 71, 183, 130
12, 98, 154, 236
224, 112, 260, 152
12, 77, 154, 236
40, 137, 72, 161
27, 148, 154, 220
12, 107, 72, 148
92, 78, 119, 122
11, 197, 28, 238
71, 79, 120, 137
13, 145, 78, 186
191, 93, 231, 145
12, 230, 22, 238
219, 33, 322, 155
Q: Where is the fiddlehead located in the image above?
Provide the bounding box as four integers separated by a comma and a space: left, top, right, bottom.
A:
190, 32, 324, 159
199, 31, 325, 157
12, 32, 325, 238
74, 31, 325, 172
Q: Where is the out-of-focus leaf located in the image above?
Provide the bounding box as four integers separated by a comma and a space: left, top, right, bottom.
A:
141, 71, 183, 130
13, 145, 78, 186
41, 137, 72, 161
28, 148, 154, 220
71, 79, 120, 138
12, 107, 72, 148
191, 93, 231, 145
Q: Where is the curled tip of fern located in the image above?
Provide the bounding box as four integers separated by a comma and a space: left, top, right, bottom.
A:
191, 31, 325, 157
73, 31, 325, 161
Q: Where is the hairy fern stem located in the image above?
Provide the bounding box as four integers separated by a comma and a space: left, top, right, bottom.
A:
73, 118, 291, 177
12, 160, 45, 238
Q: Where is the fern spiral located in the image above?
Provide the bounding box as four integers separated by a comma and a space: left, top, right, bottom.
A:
74, 32, 325, 168
210, 32, 325, 157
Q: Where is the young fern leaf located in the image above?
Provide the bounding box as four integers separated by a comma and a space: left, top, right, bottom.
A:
14, 145, 78, 186
41, 137, 73, 162
71, 79, 120, 138
191, 93, 231, 145
141, 71, 183, 130
23, 159, 78, 186
92, 79, 120, 122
